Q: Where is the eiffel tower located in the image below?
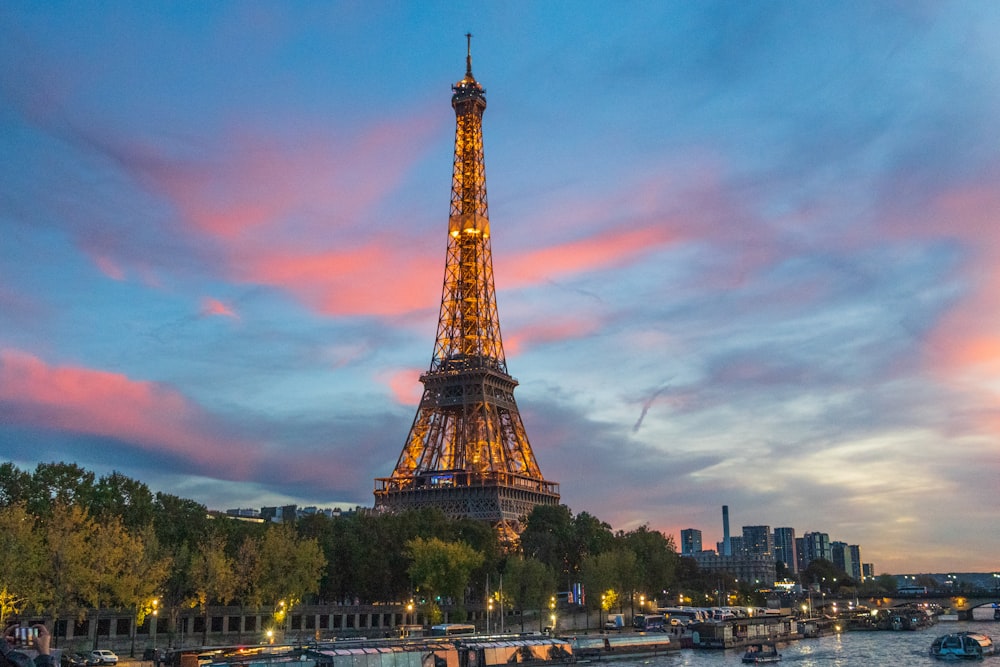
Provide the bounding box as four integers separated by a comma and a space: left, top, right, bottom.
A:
374, 36, 559, 539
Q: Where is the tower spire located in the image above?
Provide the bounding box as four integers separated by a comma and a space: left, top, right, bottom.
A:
465, 32, 473, 77
374, 40, 559, 542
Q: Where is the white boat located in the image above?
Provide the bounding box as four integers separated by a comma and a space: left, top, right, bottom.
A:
742, 642, 781, 663
929, 632, 995, 660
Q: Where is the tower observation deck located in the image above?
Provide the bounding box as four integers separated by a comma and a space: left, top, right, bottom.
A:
374, 37, 559, 539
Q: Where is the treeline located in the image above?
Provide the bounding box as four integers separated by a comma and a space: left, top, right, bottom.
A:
1, 462, 831, 634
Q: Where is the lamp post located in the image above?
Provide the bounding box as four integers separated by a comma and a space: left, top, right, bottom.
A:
151, 599, 159, 651
487, 599, 493, 635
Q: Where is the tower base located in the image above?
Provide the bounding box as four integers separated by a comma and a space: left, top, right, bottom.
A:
374, 471, 559, 539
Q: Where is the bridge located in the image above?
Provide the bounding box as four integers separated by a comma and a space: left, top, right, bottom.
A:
815, 594, 1000, 621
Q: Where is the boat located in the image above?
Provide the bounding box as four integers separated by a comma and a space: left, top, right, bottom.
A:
569, 633, 674, 660
929, 632, 995, 660
741, 642, 780, 663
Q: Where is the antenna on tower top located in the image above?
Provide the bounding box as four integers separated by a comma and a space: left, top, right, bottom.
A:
465, 32, 473, 76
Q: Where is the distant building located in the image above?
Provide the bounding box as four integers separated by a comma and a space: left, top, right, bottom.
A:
680, 528, 703, 556
721, 505, 732, 556
692, 552, 777, 589
862, 563, 875, 580
848, 545, 863, 581
742, 525, 774, 558
798, 531, 831, 570
258, 504, 359, 522
773, 527, 798, 574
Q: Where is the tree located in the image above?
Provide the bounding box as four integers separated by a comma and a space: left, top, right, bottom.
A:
256, 523, 326, 635
801, 559, 851, 592
110, 525, 171, 657
503, 556, 555, 632
90, 471, 156, 532
26, 463, 98, 517
0, 503, 44, 624
520, 505, 574, 580
190, 534, 236, 645
619, 526, 677, 602
0, 463, 32, 508
582, 549, 637, 615
39, 502, 101, 645
406, 537, 484, 618
232, 535, 263, 642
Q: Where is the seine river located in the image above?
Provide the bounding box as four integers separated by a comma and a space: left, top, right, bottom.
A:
606, 620, 997, 666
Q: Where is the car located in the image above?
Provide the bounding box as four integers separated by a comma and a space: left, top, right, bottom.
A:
61, 653, 89, 667
89, 650, 118, 666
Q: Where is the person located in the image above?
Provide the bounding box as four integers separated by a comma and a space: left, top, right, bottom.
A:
1, 624, 55, 667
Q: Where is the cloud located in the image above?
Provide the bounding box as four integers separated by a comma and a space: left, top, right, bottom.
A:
200, 297, 238, 319
0, 348, 257, 473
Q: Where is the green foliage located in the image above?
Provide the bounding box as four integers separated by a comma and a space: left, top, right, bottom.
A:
619, 525, 678, 597
0, 461, 709, 622
502, 556, 555, 623
581, 549, 637, 612
256, 523, 326, 610
801, 558, 852, 591
0, 503, 44, 623
406, 536, 484, 608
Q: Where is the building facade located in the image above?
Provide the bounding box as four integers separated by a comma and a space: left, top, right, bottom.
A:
681, 528, 703, 556
773, 527, 798, 574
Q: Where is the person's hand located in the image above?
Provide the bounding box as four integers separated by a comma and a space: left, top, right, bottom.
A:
3, 624, 17, 648
32, 625, 51, 656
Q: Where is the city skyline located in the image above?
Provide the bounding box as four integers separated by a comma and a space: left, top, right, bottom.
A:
3, 3, 1000, 573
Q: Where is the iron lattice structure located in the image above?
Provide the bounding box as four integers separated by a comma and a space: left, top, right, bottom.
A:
374, 38, 559, 539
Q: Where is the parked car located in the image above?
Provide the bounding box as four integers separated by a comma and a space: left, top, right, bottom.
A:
61, 653, 89, 667
89, 650, 118, 666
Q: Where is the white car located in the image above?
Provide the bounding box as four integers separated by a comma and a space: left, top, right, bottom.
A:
89, 650, 118, 666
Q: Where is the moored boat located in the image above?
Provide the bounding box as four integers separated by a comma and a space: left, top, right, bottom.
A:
929, 631, 995, 660
741, 642, 780, 663
568, 633, 674, 660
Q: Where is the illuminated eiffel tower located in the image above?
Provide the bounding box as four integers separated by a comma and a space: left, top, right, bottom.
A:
374, 36, 559, 540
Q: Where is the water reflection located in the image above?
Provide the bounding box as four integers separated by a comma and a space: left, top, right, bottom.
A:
608, 620, 996, 666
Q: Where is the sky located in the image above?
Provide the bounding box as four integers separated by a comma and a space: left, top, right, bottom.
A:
2, 1, 999, 575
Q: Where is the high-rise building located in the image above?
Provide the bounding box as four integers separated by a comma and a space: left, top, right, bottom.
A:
680, 528, 703, 556
831, 541, 850, 574
373, 38, 559, 541
722, 505, 732, 556
799, 531, 831, 569
742, 525, 774, 558
773, 527, 798, 574
848, 545, 863, 581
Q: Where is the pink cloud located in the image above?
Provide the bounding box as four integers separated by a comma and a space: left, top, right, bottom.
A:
142, 114, 441, 240
503, 315, 604, 356
238, 240, 441, 316
911, 180, 1000, 380
382, 367, 424, 406
94, 255, 125, 281
201, 297, 238, 318
0, 349, 259, 474
502, 224, 679, 288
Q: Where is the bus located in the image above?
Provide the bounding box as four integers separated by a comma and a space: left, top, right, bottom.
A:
430, 623, 477, 636
632, 614, 667, 632
656, 607, 708, 625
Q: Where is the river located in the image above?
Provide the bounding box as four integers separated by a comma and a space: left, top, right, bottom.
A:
605, 620, 998, 666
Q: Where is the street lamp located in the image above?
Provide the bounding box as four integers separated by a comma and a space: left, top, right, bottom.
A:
487, 599, 494, 635
151, 599, 159, 651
